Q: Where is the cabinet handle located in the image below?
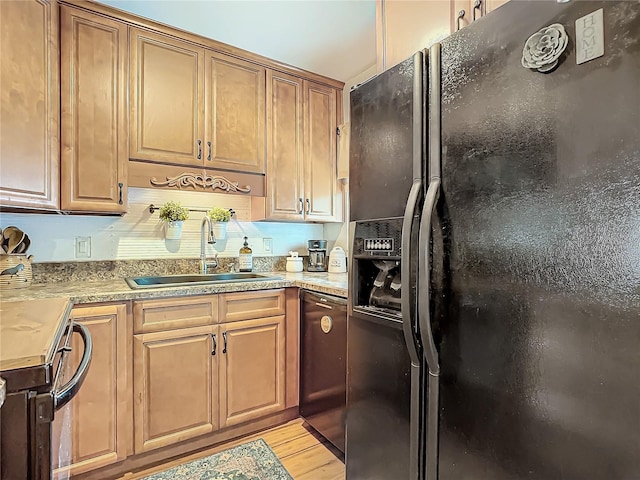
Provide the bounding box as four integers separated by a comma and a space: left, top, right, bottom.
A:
222, 331, 228, 354
197, 139, 202, 160
299, 198, 304, 214
473, 0, 482, 20
118, 183, 124, 205
305, 198, 311, 215
207, 141, 212, 161
211, 333, 217, 356
456, 10, 466, 31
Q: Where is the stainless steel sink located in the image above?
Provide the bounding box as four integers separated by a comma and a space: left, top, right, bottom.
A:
125, 273, 283, 289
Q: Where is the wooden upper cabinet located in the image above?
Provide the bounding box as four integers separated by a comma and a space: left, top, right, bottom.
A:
219, 316, 286, 428
266, 71, 303, 220
60, 7, 128, 213
52, 304, 129, 477
378, 0, 452, 72
130, 28, 205, 165
485, 0, 509, 14
0, 0, 59, 209
205, 52, 266, 173
303, 81, 338, 221
133, 325, 217, 453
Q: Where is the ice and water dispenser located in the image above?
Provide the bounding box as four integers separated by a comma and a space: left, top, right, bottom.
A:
350, 218, 404, 318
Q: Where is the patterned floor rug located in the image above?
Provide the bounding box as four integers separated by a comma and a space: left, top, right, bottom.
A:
141, 438, 294, 480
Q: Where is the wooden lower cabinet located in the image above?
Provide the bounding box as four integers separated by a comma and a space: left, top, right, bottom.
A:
219, 316, 286, 428
133, 325, 218, 453
52, 303, 129, 478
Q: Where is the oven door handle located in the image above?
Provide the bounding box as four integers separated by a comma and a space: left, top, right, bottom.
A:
54, 323, 93, 411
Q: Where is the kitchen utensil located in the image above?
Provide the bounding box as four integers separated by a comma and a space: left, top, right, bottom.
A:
16, 234, 30, 254
3, 227, 24, 254
7, 231, 25, 254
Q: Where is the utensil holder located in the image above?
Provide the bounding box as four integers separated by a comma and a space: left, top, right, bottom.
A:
0, 254, 33, 290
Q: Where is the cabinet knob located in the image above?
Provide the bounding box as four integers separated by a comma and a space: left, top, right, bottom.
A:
197, 139, 202, 160
207, 141, 212, 161
222, 331, 228, 354
211, 333, 217, 356
118, 183, 124, 205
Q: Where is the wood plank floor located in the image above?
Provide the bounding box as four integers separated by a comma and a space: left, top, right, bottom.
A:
118, 418, 345, 480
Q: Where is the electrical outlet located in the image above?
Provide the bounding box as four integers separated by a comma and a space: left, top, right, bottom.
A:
75, 236, 91, 259
263, 237, 273, 254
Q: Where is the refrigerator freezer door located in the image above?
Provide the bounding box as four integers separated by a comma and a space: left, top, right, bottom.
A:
349, 52, 424, 221
436, 2, 640, 479
346, 312, 412, 480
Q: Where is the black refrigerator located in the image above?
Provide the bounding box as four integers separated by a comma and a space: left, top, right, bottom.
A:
346, 1, 640, 480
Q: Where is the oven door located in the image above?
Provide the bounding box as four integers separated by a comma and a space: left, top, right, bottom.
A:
42, 322, 93, 480
0, 322, 92, 480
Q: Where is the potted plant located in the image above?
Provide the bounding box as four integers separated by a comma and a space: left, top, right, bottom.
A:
159, 201, 189, 239
207, 207, 232, 239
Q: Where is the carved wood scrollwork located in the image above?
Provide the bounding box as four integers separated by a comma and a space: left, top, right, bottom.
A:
150, 170, 252, 193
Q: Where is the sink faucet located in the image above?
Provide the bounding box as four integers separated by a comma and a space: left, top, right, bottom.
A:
200, 216, 218, 274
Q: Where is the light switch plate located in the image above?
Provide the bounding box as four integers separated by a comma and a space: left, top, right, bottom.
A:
75, 236, 91, 258
263, 237, 273, 254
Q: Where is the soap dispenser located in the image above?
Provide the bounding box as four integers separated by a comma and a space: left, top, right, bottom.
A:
238, 236, 253, 272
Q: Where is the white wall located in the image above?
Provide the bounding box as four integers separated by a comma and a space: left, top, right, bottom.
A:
0, 188, 323, 263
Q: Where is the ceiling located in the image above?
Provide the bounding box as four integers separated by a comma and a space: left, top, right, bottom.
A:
98, 0, 377, 82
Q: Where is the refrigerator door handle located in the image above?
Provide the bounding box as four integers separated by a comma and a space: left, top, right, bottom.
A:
418, 178, 441, 480
418, 42, 442, 480
418, 179, 441, 376
401, 179, 423, 366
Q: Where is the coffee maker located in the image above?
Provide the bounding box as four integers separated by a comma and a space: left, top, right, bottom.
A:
307, 240, 328, 272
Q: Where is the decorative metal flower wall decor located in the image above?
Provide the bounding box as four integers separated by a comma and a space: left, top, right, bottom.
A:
522, 23, 569, 73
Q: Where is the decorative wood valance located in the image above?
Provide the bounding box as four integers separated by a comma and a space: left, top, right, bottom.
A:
150, 171, 252, 193
128, 161, 265, 197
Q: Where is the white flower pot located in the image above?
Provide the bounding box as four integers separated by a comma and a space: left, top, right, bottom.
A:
165, 221, 183, 240
212, 222, 228, 240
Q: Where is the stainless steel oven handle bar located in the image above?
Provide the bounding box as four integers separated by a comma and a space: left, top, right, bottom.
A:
54, 323, 93, 410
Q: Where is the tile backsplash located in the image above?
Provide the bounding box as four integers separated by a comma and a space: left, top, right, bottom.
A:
0, 188, 336, 263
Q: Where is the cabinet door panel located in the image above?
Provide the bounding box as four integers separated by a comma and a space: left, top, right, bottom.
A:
60, 7, 127, 212
206, 52, 265, 173
304, 81, 338, 221
52, 304, 128, 477
220, 316, 286, 428
130, 29, 204, 165
0, 0, 59, 209
381, 0, 453, 70
133, 326, 216, 453
486, 0, 509, 14
266, 71, 303, 220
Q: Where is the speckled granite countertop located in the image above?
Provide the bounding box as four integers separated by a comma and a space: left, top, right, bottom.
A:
0, 271, 348, 304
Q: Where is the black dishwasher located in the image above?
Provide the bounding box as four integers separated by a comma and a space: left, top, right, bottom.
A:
300, 289, 347, 454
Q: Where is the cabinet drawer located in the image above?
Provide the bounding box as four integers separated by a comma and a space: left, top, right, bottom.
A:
219, 289, 286, 323
133, 295, 218, 333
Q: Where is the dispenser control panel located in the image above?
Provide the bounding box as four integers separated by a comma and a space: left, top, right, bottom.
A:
364, 238, 394, 252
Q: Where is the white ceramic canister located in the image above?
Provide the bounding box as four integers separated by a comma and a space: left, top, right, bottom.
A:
328, 246, 347, 273
286, 251, 304, 272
